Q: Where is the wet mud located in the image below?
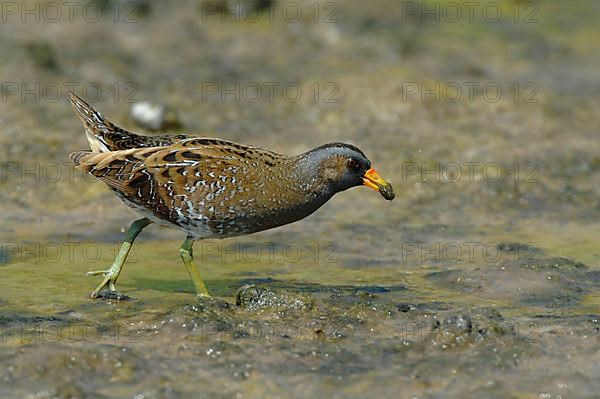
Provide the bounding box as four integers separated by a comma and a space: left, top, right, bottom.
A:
1, 0, 600, 398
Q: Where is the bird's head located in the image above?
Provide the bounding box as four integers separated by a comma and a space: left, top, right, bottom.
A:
298, 143, 394, 200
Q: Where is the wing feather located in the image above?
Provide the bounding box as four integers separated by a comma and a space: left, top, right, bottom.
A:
72, 142, 259, 226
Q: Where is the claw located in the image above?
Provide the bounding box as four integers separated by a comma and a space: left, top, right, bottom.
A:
88, 269, 118, 299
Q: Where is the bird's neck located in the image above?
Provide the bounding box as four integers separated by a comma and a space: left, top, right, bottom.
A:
289, 153, 335, 201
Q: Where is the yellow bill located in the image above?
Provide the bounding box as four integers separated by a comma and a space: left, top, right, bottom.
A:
363, 168, 395, 200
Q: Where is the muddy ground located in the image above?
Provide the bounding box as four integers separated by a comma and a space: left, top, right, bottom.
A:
0, 0, 599, 398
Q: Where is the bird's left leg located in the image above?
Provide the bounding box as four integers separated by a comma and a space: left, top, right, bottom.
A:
87, 217, 152, 299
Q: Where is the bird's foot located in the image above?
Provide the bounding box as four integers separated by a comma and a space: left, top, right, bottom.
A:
86, 269, 129, 300
195, 290, 212, 299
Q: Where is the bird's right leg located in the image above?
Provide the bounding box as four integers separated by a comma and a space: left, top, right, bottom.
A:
87, 217, 152, 299
179, 235, 211, 297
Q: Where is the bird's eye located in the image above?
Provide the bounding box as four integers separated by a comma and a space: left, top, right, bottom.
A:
347, 158, 359, 169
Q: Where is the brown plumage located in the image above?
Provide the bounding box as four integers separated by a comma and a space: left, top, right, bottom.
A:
68, 92, 394, 299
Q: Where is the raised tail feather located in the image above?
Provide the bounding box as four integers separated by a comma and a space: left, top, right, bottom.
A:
70, 147, 145, 174
67, 91, 190, 152
69, 147, 161, 193
69, 150, 95, 171
68, 91, 120, 152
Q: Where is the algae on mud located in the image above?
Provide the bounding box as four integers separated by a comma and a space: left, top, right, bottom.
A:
1, 0, 600, 398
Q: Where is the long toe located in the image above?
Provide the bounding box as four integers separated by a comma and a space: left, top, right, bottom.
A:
87, 270, 109, 276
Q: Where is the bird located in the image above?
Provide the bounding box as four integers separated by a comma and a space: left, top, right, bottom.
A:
67, 92, 394, 299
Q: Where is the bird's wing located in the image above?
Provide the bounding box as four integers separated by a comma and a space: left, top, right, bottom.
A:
70, 141, 282, 225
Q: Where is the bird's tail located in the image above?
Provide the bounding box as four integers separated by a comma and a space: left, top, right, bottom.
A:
68, 91, 139, 153
68, 91, 189, 153
69, 148, 129, 174
69, 150, 96, 171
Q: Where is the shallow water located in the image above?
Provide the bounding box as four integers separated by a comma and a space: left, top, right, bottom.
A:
1, 0, 600, 398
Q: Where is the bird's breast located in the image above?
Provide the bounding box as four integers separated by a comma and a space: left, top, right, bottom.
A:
177, 172, 330, 238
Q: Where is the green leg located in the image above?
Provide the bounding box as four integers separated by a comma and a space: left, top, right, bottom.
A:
87, 218, 152, 299
179, 235, 211, 297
